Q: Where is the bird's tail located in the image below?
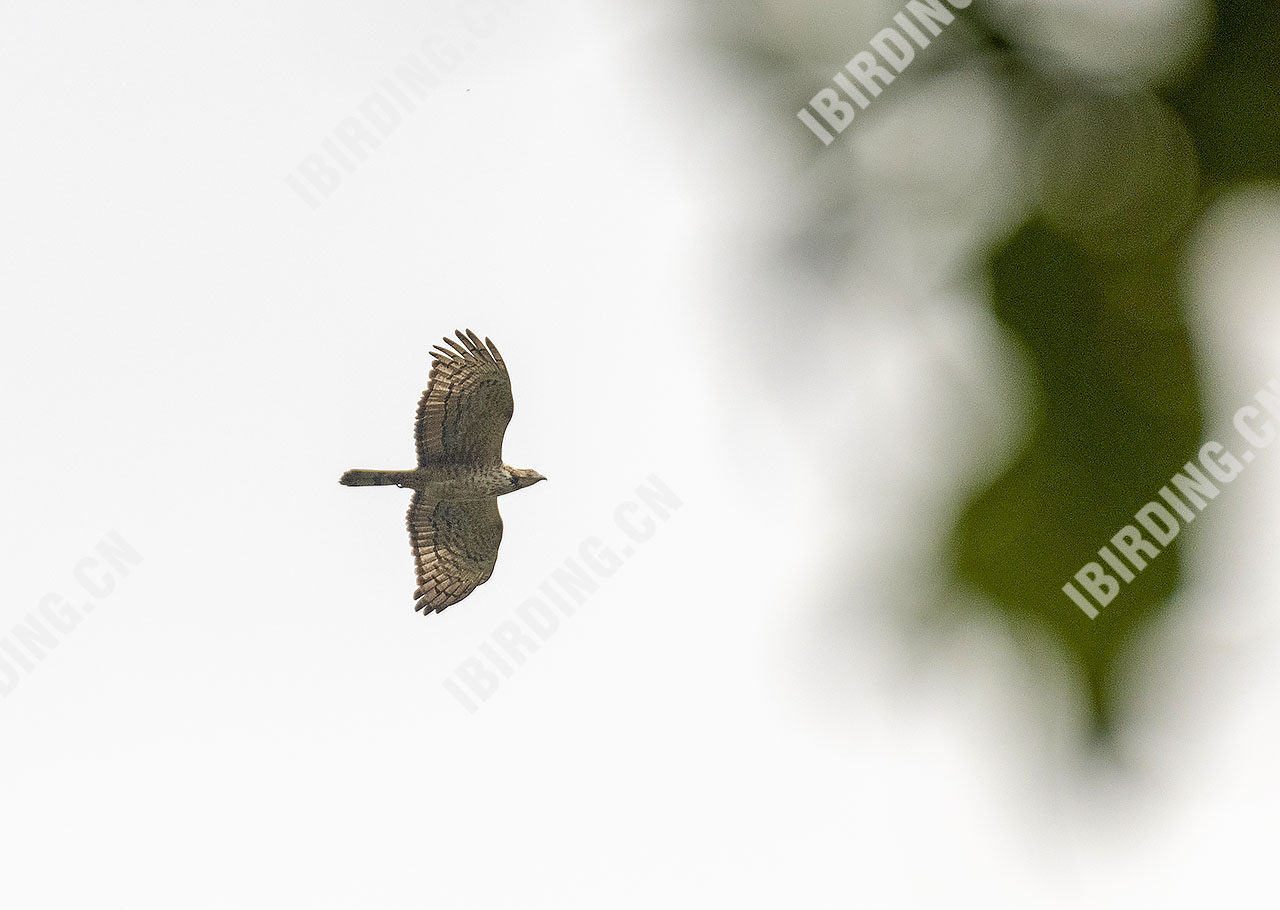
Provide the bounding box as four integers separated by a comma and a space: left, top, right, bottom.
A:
340, 469, 414, 487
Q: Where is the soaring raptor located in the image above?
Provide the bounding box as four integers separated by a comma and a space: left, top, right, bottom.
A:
340, 330, 545, 613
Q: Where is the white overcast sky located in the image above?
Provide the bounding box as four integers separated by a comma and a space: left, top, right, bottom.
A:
3, 1, 1280, 908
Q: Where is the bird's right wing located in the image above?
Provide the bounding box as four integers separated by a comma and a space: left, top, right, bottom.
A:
407, 493, 504, 613
415, 330, 513, 467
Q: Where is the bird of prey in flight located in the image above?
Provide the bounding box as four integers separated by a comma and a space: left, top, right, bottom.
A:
341, 330, 546, 613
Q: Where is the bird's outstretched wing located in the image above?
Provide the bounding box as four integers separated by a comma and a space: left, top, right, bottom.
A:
415, 329, 514, 466
407, 493, 504, 613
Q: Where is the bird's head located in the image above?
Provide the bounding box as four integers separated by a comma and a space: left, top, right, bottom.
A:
509, 467, 547, 490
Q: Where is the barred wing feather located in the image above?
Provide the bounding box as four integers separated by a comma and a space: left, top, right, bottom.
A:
415, 329, 513, 467
407, 493, 504, 613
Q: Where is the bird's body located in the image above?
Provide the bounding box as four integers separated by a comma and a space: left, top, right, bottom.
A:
341, 463, 523, 500
340, 330, 545, 614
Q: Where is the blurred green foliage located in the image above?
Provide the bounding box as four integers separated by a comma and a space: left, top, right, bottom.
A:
955, 221, 1201, 737
702, 0, 1280, 737
955, 0, 1280, 736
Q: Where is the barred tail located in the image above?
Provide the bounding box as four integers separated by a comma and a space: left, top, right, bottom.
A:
340, 469, 413, 487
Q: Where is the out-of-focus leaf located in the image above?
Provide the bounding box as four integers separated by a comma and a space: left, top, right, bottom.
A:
954, 222, 1203, 735
693, 0, 1280, 741
953, 0, 1280, 737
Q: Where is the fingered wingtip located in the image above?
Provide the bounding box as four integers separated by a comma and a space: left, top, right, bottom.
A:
439, 329, 502, 367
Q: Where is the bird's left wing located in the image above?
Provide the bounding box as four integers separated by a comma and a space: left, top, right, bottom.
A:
415, 330, 513, 466
407, 493, 504, 613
